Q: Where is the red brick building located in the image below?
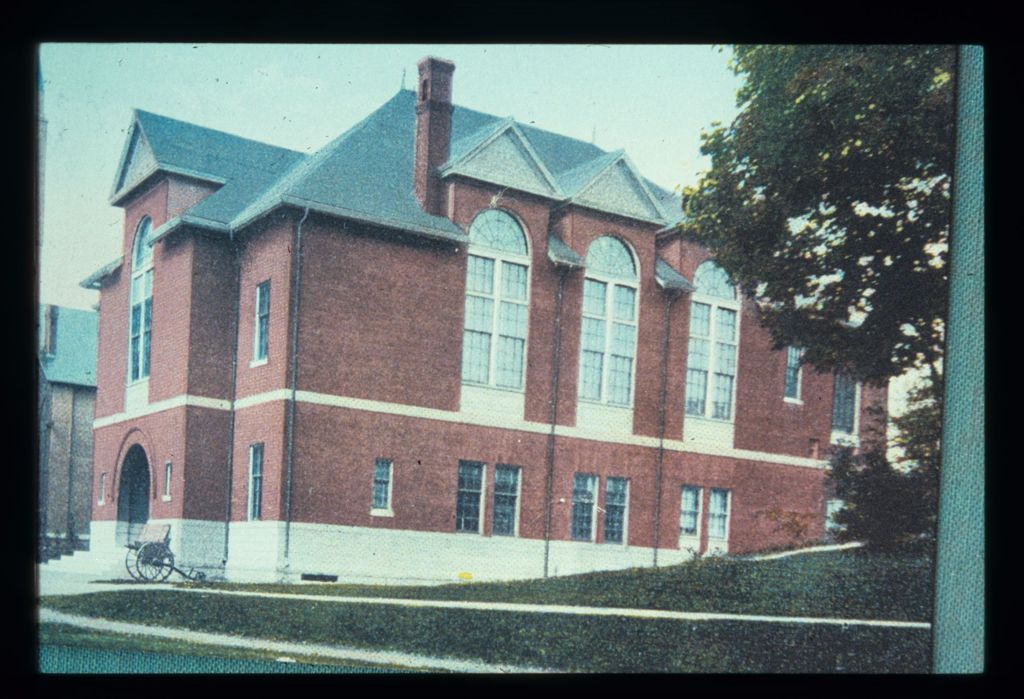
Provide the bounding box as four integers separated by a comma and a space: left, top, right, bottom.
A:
80, 57, 885, 582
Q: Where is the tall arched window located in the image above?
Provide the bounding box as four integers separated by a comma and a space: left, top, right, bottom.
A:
128, 216, 154, 383
461, 209, 530, 389
578, 236, 638, 406
685, 261, 739, 420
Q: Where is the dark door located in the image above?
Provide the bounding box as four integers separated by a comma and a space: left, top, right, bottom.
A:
116, 445, 150, 544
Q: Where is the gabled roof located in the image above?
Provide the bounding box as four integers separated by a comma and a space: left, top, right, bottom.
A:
107, 89, 685, 251
111, 110, 305, 209
38, 306, 98, 388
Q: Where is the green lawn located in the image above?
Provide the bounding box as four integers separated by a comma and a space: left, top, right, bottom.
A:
40, 548, 934, 672
188, 547, 934, 621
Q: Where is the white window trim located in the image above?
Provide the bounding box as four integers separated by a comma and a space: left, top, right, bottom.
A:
686, 285, 741, 423
370, 458, 394, 517
783, 346, 804, 405
462, 216, 532, 393
162, 461, 172, 501
456, 462, 487, 535
252, 280, 270, 365
492, 464, 522, 537
830, 379, 862, 446
578, 267, 640, 409
679, 484, 703, 544
247, 443, 264, 522
602, 476, 629, 546
126, 217, 154, 388
708, 488, 731, 543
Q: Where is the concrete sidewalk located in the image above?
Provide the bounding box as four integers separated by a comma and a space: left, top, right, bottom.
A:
39, 608, 556, 673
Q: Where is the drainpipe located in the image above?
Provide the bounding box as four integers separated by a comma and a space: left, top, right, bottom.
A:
222, 233, 242, 569
652, 290, 680, 567
282, 207, 310, 570
542, 267, 570, 578
66, 388, 77, 548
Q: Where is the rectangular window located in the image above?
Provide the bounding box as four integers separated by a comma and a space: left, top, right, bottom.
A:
254, 280, 270, 362
98, 473, 106, 504
128, 269, 153, 382
708, 488, 730, 540
462, 256, 528, 390
571, 473, 598, 541
831, 374, 858, 434
686, 302, 738, 420
455, 461, 485, 533
163, 461, 172, 499
248, 443, 264, 521
603, 477, 628, 544
579, 279, 636, 406
685, 303, 711, 415
679, 485, 702, 538
492, 465, 521, 536
372, 458, 392, 512
825, 498, 845, 532
784, 346, 803, 400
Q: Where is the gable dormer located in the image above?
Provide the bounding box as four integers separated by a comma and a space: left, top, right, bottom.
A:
441, 119, 564, 200
569, 153, 668, 225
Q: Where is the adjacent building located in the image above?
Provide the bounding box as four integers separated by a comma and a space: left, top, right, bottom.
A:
38, 304, 98, 558
80, 57, 886, 583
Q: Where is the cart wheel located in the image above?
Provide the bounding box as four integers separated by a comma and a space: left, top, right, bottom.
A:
125, 547, 142, 581
136, 542, 174, 582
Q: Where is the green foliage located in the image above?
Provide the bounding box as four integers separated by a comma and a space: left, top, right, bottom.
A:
828, 375, 942, 549
682, 45, 955, 382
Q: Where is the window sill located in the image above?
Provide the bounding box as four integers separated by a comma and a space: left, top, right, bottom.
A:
370, 508, 394, 518
577, 398, 633, 410
249, 358, 268, 368
161, 495, 171, 502
830, 431, 860, 448
783, 397, 803, 405
460, 381, 525, 395
684, 413, 735, 425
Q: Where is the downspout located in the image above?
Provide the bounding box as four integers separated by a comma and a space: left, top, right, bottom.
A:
543, 267, 570, 578
222, 233, 242, 569
283, 207, 310, 570
652, 290, 679, 567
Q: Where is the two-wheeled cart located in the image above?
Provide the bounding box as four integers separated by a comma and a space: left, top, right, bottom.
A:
125, 524, 207, 582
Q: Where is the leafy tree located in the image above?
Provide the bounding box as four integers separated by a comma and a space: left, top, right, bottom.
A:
827, 374, 942, 550
681, 45, 955, 383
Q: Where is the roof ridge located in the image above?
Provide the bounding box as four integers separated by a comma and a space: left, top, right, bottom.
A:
135, 108, 306, 157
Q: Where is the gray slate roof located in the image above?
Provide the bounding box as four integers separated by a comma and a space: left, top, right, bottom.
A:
128, 89, 684, 245
38, 306, 98, 388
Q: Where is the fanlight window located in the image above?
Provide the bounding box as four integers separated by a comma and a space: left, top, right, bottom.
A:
685, 261, 739, 421
467, 208, 529, 255
693, 261, 736, 300
578, 236, 639, 406
461, 209, 531, 390
128, 216, 154, 383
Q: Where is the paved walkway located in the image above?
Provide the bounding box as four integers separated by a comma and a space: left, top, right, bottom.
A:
162, 587, 931, 629
39, 608, 555, 673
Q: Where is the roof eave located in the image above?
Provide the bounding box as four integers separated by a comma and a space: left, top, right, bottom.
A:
546, 233, 584, 269
279, 195, 469, 244
79, 255, 124, 290
109, 165, 227, 207
655, 257, 696, 293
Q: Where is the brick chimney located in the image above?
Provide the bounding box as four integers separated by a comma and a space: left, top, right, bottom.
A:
413, 56, 455, 216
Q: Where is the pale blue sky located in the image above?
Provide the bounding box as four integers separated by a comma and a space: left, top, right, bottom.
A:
38, 43, 743, 311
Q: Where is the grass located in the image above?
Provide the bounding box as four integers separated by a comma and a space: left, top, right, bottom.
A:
41, 594, 930, 672
185, 547, 934, 622
38, 623, 407, 672
40, 548, 934, 673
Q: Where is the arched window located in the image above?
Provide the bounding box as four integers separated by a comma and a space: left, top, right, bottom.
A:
685, 260, 739, 420
461, 209, 530, 389
128, 216, 153, 383
578, 236, 638, 406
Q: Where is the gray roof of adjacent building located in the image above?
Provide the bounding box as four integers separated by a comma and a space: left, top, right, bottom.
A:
38, 305, 98, 388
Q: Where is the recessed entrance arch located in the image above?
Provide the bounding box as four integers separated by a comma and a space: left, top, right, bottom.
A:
116, 444, 151, 545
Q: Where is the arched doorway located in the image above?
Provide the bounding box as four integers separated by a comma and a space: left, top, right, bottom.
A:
116, 445, 151, 545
